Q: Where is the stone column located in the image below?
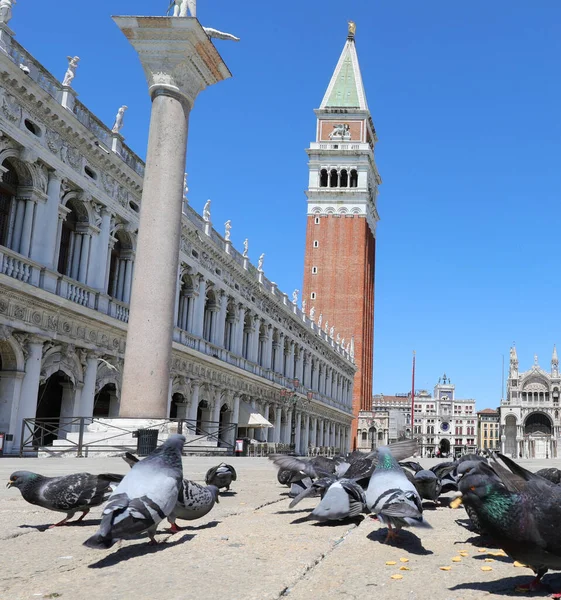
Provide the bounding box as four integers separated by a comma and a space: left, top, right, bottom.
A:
123, 258, 134, 304
87, 208, 112, 290
264, 326, 273, 369
294, 411, 301, 454
186, 381, 200, 431
11, 198, 25, 254
274, 407, 282, 443
211, 387, 222, 441
31, 172, 62, 269
213, 291, 227, 347
311, 416, 318, 447
75, 354, 98, 418
234, 305, 246, 356
115, 16, 231, 417
285, 409, 293, 445
303, 414, 310, 454
78, 231, 92, 283
192, 276, 207, 338
13, 338, 44, 450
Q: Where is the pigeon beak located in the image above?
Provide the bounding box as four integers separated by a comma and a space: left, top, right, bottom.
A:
6, 480, 13, 489
449, 495, 463, 509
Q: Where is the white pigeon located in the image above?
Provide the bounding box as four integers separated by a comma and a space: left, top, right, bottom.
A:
366, 446, 430, 543
19, 63, 30, 75
83, 434, 185, 549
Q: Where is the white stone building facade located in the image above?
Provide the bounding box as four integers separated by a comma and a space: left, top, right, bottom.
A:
410, 376, 477, 458
0, 21, 355, 455
500, 346, 561, 459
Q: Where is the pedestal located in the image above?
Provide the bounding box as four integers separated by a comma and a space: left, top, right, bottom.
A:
113, 16, 231, 418
60, 86, 77, 112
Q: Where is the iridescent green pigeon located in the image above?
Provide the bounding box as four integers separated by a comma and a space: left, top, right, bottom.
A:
458, 453, 561, 595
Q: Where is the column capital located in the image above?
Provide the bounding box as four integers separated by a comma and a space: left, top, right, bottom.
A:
113, 16, 231, 107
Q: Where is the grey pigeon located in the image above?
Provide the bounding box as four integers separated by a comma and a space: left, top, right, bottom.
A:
399, 462, 442, 504
122, 452, 219, 533
309, 479, 366, 522
457, 453, 561, 593
205, 463, 237, 491
7, 471, 123, 528
83, 434, 185, 549
535, 467, 561, 485
366, 446, 430, 542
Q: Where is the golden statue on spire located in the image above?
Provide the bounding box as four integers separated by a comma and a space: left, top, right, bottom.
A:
348, 20, 356, 38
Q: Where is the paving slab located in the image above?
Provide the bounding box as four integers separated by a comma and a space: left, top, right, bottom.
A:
0, 456, 560, 600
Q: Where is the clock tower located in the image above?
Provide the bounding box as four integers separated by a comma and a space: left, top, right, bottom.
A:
302, 23, 381, 448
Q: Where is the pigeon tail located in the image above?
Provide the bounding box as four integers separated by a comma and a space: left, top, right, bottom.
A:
83, 532, 117, 549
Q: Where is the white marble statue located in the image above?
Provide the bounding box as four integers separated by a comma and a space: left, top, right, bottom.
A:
224, 220, 231, 241
62, 56, 80, 87
341, 338, 345, 348
258, 253, 264, 271
292, 289, 299, 305
310, 307, 315, 320
336, 333, 340, 344
243, 238, 248, 258
318, 313, 323, 328
324, 320, 329, 333
0, 0, 15, 25
111, 105, 128, 134
203, 27, 240, 42
172, 0, 196, 17
302, 299, 306, 313
329, 326, 334, 338
203, 199, 211, 222
183, 173, 189, 199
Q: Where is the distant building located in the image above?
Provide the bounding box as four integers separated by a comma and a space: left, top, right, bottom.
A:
500, 346, 561, 459
477, 409, 500, 451
356, 410, 389, 451
411, 375, 477, 457
372, 394, 411, 442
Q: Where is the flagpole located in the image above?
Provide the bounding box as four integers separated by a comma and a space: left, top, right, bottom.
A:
411, 351, 416, 439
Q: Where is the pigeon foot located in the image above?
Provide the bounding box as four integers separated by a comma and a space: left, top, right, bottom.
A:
515, 576, 546, 593
166, 523, 182, 534
49, 517, 70, 528
75, 509, 90, 523
383, 527, 399, 544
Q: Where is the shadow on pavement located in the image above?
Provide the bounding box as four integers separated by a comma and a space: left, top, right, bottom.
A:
19, 519, 100, 532
177, 520, 221, 531
366, 528, 433, 555
449, 573, 561, 597
88, 533, 195, 569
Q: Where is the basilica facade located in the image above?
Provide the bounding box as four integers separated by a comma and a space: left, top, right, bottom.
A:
0, 17, 356, 454
500, 347, 561, 459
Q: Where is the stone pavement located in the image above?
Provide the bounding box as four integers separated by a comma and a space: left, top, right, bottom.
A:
0, 456, 560, 600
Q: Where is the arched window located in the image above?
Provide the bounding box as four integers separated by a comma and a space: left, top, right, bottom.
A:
242, 312, 252, 359
319, 169, 328, 187
224, 300, 237, 352
176, 274, 194, 331
340, 169, 348, 187
203, 289, 218, 342
57, 200, 91, 282
350, 169, 358, 188
107, 231, 134, 302
0, 160, 18, 248
329, 169, 338, 188
258, 322, 267, 366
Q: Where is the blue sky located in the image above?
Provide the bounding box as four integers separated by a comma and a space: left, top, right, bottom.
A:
13, 1, 561, 408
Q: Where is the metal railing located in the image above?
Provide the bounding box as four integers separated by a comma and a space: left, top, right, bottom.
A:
20, 417, 237, 457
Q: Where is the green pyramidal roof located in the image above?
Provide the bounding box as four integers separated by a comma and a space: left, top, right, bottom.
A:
321, 37, 368, 110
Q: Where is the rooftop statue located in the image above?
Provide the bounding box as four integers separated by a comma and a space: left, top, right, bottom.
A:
170, 0, 240, 41
224, 220, 231, 241
111, 105, 128, 134
203, 199, 211, 222
0, 0, 15, 26
62, 56, 79, 87
242, 238, 248, 258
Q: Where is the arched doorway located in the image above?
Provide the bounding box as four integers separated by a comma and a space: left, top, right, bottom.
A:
439, 438, 450, 457
218, 403, 231, 447
0, 160, 18, 249
196, 399, 210, 435
524, 412, 553, 459
369, 426, 376, 450
107, 230, 135, 302
505, 415, 517, 456
170, 392, 185, 419
93, 383, 118, 418
35, 371, 72, 446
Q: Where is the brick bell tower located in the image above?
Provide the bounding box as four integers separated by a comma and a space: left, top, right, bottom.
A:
302, 22, 381, 449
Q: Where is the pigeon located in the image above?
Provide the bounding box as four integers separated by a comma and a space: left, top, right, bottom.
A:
83, 434, 185, 549
19, 63, 31, 75
399, 460, 460, 504
205, 463, 237, 491
535, 467, 561, 485
7, 471, 123, 528
122, 452, 219, 533
457, 453, 561, 593
366, 446, 430, 542
309, 479, 366, 522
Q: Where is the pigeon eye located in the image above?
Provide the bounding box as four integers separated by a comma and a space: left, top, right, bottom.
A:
470, 486, 476, 491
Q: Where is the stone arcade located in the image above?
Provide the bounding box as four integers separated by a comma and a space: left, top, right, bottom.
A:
0, 11, 355, 454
